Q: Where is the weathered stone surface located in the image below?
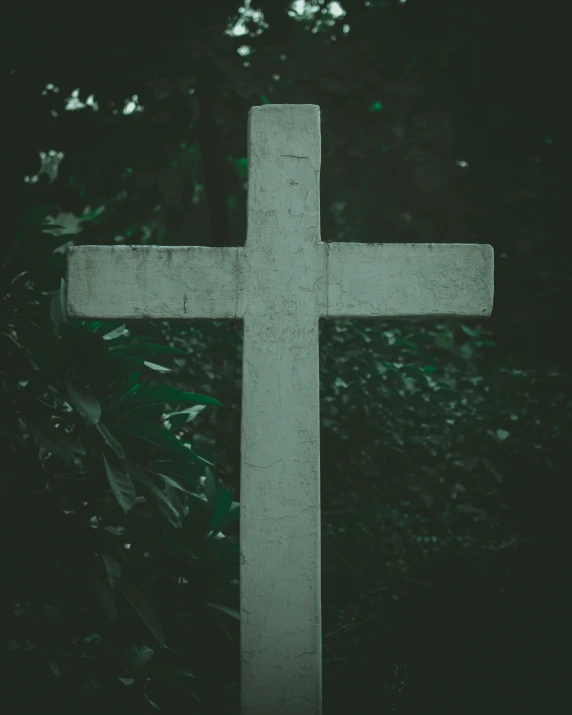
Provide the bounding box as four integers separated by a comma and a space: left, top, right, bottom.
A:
67, 104, 494, 715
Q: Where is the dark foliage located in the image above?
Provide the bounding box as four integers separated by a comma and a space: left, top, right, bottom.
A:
1, 210, 240, 713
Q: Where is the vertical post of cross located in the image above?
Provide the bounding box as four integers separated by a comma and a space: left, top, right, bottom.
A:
239, 104, 325, 714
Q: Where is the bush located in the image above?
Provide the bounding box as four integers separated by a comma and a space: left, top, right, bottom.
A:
1, 206, 240, 714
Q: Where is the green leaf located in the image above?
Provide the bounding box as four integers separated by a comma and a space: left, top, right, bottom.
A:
113, 420, 197, 458
59, 278, 68, 321
154, 471, 198, 495
163, 405, 206, 428
96, 422, 128, 462
395, 337, 417, 351
6, 639, 37, 651
125, 382, 141, 398
102, 450, 136, 513
208, 487, 233, 533
151, 460, 201, 487
196, 449, 215, 467
127, 645, 156, 670
142, 361, 171, 373
119, 581, 166, 646
132, 468, 182, 528
206, 602, 240, 621
67, 382, 101, 425
165, 482, 183, 515
122, 402, 166, 422
215, 502, 240, 533
77, 205, 105, 223
49, 278, 68, 336
125, 384, 222, 407
1, 328, 38, 372
102, 324, 130, 340
481, 458, 504, 483
86, 570, 119, 620
28, 420, 76, 463
163, 412, 191, 429
101, 554, 122, 589
143, 691, 161, 710
460, 324, 480, 338
117, 677, 134, 686
204, 467, 216, 504
183, 495, 213, 543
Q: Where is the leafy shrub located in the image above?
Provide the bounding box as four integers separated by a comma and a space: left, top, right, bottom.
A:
317, 317, 570, 710
1, 206, 240, 714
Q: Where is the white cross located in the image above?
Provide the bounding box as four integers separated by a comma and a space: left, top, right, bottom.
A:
66, 104, 494, 715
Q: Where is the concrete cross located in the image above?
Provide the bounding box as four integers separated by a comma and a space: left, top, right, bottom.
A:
66, 104, 494, 715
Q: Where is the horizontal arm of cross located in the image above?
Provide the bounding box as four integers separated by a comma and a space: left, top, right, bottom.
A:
66, 245, 242, 320
67, 240, 494, 322
324, 241, 494, 319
